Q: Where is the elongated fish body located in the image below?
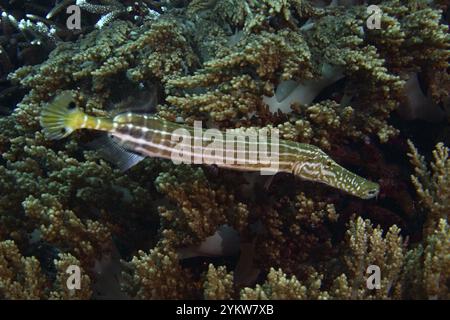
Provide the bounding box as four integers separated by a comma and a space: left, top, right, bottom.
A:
110, 113, 287, 173
40, 92, 380, 199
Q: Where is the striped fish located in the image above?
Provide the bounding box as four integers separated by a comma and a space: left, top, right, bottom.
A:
40, 91, 380, 199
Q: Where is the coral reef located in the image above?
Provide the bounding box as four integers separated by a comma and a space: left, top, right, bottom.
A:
0, 0, 448, 300
408, 141, 449, 238
0, 239, 46, 299
155, 164, 249, 247
0, 239, 92, 299
203, 264, 234, 300
121, 246, 200, 299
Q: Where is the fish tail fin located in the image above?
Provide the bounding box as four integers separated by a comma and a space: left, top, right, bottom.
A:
40, 91, 86, 140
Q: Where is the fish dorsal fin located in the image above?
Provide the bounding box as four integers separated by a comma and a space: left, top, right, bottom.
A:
87, 134, 145, 172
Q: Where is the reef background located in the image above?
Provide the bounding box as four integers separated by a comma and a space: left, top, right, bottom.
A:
0, 0, 449, 299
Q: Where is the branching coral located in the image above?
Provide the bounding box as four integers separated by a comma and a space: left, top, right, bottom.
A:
0, 240, 46, 299
203, 264, 234, 300
372, 1, 450, 104
239, 217, 403, 300
408, 141, 449, 237
121, 246, 200, 299
302, 6, 406, 142
275, 100, 358, 150
337, 217, 405, 299
0, 113, 157, 275
241, 216, 448, 300
9, 16, 197, 109
0, 240, 92, 299
166, 28, 313, 124
22, 194, 111, 267
166, 0, 449, 145
241, 268, 331, 300
252, 190, 338, 277
49, 253, 93, 299
211, 0, 315, 33
0, 10, 59, 47
0, 0, 448, 300
155, 164, 249, 247
401, 219, 450, 300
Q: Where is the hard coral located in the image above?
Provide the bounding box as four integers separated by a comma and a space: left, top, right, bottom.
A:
0, 0, 448, 300
408, 141, 450, 238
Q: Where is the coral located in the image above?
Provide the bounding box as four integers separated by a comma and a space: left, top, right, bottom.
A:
401, 219, 450, 299
155, 164, 249, 247
241, 216, 449, 300
166, 0, 449, 144
337, 216, 405, 299
0, 239, 92, 299
203, 264, 234, 300
253, 191, 337, 276
9, 17, 197, 109
275, 100, 358, 150
0, 240, 46, 299
0, 9, 59, 47
240, 268, 329, 300
249, 215, 403, 300
0, 0, 448, 300
211, 0, 315, 33
121, 246, 200, 299
49, 253, 93, 300
304, 10, 404, 142
166, 28, 313, 124
374, 1, 450, 104
408, 141, 449, 237
421, 220, 450, 299
22, 194, 111, 267
0, 113, 157, 272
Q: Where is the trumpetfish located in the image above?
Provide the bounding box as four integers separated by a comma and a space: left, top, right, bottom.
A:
40, 91, 380, 199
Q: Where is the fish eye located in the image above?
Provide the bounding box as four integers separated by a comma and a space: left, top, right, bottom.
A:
68, 101, 76, 110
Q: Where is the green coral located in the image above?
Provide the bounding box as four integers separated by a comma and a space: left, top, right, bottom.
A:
408, 141, 449, 237
121, 246, 200, 299
235, 216, 448, 300
0, 240, 46, 299
402, 219, 450, 299
166, 28, 313, 123
155, 164, 249, 247
0, 240, 92, 299
212, 0, 315, 32
240, 268, 328, 300
0, 0, 448, 300
276, 100, 358, 150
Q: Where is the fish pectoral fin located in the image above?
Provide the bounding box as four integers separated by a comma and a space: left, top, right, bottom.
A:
87, 134, 145, 172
